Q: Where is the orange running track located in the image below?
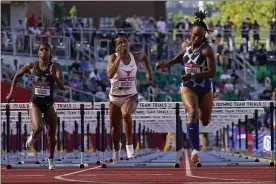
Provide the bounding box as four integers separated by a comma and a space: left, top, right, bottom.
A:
1, 151, 275, 184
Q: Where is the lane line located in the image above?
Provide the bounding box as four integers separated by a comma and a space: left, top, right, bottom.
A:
78, 174, 173, 176
54, 165, 101, 182
3, 175, 45, 177
184, 149, 264, 182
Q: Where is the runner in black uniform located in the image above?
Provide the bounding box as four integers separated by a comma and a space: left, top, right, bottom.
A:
156, 10, 216, 166
6, 43, 65, 170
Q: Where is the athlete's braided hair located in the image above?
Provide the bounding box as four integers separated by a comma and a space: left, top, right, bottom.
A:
192, 9, 210, 35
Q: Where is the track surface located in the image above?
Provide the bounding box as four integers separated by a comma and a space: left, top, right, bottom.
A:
1, 151, 275, 184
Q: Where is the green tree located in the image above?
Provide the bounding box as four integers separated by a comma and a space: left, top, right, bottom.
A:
205, 1, 275, 30
168, 11, 194, 22
53, 2, 68, 20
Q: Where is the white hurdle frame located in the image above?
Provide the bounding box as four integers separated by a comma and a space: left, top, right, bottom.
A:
2, 102, 93, 169
1, 101, 275, 168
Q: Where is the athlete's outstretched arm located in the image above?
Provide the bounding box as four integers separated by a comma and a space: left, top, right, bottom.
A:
51, 63, 65, 90
195, 45, 216, 79
156, 48, 186, 70
7, 62, 34, 101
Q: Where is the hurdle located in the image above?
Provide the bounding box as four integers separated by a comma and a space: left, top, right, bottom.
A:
97, 103, 182, 168
197, 101, 275, 167
2, 101, 275, 169
90, 101, 275, 168
2, 103, 91, 169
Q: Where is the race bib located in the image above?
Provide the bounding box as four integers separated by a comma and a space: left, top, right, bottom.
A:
184, 63, 201, 74
119, 77, 135, 89
35, 85, 50, 96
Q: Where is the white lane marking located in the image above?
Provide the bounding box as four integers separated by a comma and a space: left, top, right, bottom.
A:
3, 175, 45, 177
78, 174, 173, 176
54, 165, 100, 183
184, 149, 264, 182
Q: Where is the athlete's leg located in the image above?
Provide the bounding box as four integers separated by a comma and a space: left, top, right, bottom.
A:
27, 103, 44, 148
181, 86, 200, 164
121, 94, 138, 158
198, 91, 213, 126
121, 94, 138, 145
181, 86, 200, 150
109, 102, 122, 152
30, 103, 44, 136
43, 104, 57, 159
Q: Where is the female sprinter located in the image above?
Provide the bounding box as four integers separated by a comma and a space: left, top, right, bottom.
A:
156, 10, 216, 165
6, 43, 65, 170
107, 33, 153, 163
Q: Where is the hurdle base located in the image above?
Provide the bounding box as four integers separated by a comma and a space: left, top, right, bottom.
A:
199, 161, 272, 167
7, 163, 89, 169
101, 162, 178, 168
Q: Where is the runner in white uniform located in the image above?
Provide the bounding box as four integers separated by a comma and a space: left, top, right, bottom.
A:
107, 33, 152, 163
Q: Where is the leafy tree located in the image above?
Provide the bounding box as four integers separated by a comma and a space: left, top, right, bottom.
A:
204, 1, 275, 30
53, 2, 68, 20
168, 11, 194, 22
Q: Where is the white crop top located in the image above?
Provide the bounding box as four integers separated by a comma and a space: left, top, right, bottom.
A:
109, 52, 138, 96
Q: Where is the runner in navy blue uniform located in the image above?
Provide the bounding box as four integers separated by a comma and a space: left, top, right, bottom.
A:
6, 43, 65, 170
156, 10, 216, 166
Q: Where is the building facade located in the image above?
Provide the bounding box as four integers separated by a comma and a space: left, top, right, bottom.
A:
62, 1, 166, 28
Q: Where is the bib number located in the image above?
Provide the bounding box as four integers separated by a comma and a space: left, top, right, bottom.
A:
35, 85, 50, 96
119, 77, 135, 89
184, 64, 201, 74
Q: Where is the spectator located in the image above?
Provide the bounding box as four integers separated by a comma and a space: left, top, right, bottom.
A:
240, 37, 249, 58
252, 20, 260, 46
79, 57, 89, 72
131, 15, 140, 31
89, 69, 101, 81
14, 20, 25, 52
269, 18, 276, 49
256, 44, 267, 66
214, 21, 222, 42
95, 86, 107, 100
69, 72, 81, 89
112, 14, 123, 29
70, 58, 81, 72
156, 16, 166, 60
241, 18, 251, 43
261, 81, 273, 100
170, 78, 179, 93
87, 77, 99, 94
41, 24, 53, 43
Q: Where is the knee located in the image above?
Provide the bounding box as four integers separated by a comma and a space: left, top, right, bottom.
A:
111, 121, 121, 131
187, 109, 198, 123
200, 119, 210, 126
122, 112, 132, 120
33, 123, 43, 134
48, 135, 56, 143
200, 115, 211, 126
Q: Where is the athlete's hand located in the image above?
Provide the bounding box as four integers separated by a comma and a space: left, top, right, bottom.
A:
155, 61, 166, 70
181, 74, 191, 81
117, 45, 125, 59
50, 64, 56, 76
146, 73, 153, 83
6, 93, 14, 103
